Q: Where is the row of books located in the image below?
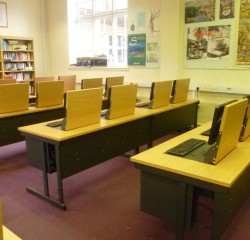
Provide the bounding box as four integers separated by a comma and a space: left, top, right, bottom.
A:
2, 40, 32, 51
3, 52, 32, 61
4, 62, 33, 71
4, 72, 32, 81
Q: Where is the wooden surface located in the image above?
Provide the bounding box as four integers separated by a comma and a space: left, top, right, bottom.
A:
18, 99, 198, 141
58, 75, 76, 92
131, 121, 250, 187
214, 98, 248, 164
171, 78, 190, 103
104, 76, 124, 97
36, 81, 64, 108
0, 79, 16, 84
241, 98, 250, 141
64, 88, 103, 130
151, 80, 173, 109
0, 83, 29, 113
0, 201, 2, 240
107, 84, 137, 119
3, 226, 22, 240
81, 78, 103, 89
0, 104, 63, 118
34, 76, 54, 95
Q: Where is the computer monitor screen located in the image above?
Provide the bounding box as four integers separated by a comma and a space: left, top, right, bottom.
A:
207, 100, 236, 145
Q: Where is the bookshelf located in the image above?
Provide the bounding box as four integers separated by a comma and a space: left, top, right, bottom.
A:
0, 36, 35, 94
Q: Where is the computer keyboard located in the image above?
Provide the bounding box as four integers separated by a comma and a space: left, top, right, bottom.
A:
47, 120, 63, 127
135, 102, 150, 107
166, 138, 206, 156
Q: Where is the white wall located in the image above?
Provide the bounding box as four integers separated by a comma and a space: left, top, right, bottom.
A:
178, 0, 250, 94
1, 0, 49, 76
46, 0, 181, 84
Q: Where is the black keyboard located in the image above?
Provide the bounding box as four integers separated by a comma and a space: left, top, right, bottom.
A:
47, 120, 63, 127
166, 138, 206, 156
135, 102, 150, 107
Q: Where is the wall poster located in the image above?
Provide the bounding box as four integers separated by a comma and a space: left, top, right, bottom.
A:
185, 0, 215, 23
128, 34, 146, 66
187, 25, 231, 60
237, 0, 250, 66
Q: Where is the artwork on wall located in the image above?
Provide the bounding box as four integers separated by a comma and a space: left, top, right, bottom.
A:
186, 25, 231, 60
127, 5, 161, 68
148, 7, 160, 36
185, 0, 215, 23
236, 0, 250, 66
220, 0, 235, 19
128, 33, 146, 66
0, 2, 7, 27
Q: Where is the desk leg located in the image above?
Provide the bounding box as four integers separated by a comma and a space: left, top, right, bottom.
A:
25, 139, 66, 210
175, 183, 187, 240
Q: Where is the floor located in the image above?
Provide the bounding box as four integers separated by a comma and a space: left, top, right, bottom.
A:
0, 140, 250, 240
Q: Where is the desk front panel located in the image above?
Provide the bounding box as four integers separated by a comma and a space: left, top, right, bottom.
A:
0, 108, 64, 146
151, 102, 198, 140
25, 117, 150, 179
58, 117, 150, 179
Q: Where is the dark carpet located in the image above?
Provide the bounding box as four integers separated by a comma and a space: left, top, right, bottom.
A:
0, 140, 250, 240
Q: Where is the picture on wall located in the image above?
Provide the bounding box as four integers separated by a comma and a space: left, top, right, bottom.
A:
185, 0, 215, 23
220, 0, 234, 19
237, 0, 250, 65
0, 2, 7, 27
187, 25, 231, 60
128, 34, 146, 66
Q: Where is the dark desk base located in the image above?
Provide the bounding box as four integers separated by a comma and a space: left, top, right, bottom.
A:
135, 163, 250, 240
22, 101, 199, 210
24, 117, 151, 210
0, 108, 64, 146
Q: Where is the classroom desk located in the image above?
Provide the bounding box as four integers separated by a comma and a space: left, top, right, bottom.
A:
131, 122, 250, 240
3, 226, 22, 240
0, 97, 112, 147
18, 100, 199, 210
0, 106, 64, 146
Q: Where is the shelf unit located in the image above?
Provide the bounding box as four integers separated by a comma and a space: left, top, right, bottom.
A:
0, 36, 35, 94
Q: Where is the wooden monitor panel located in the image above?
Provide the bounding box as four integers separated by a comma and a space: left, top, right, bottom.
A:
63, 88, 103, 130
36, 81, 64, 108
213, 98, 248, 164
151, 80, 173, 109
0, 83, 29, 113
240, 97, 250, 141
0, 201, 3, 240
58, 75, 76, 92
0, 79, 16, 84
81, 78, 103, 89
104, 76, 124, 97
171, 78, 190, 104
106, 84, 137, 120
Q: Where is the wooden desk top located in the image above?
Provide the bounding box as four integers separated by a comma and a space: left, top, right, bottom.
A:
18, 100, 199, 142
131, 122, 250, 188
3, 226, 22, 240
0, 105, 63, 119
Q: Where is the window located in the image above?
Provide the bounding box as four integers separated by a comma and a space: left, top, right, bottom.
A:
67, 0, 128, 68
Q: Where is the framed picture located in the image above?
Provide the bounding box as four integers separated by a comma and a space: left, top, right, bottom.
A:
0, 2, 7, 27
